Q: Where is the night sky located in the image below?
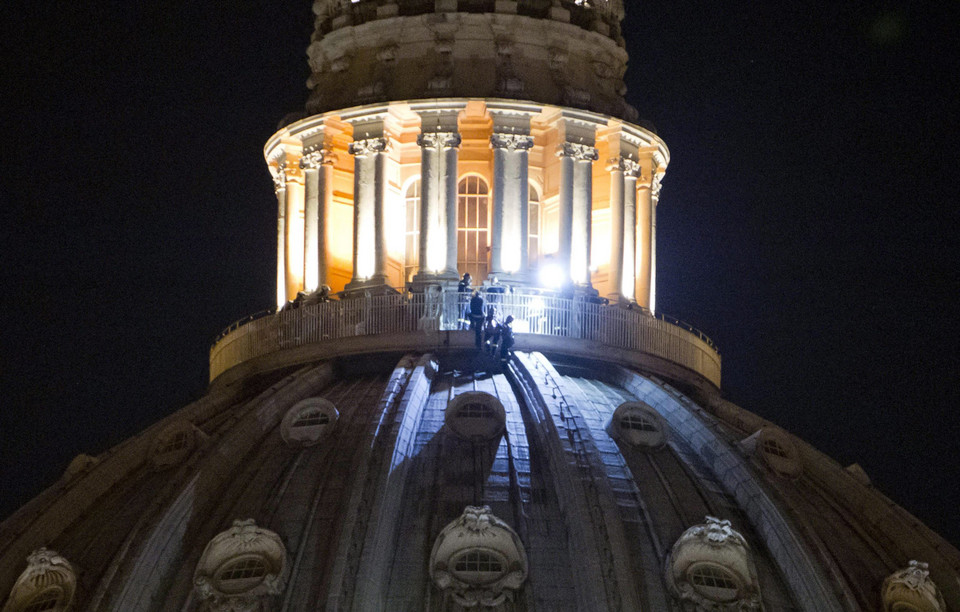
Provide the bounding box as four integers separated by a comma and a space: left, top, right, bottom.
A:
2, 3, 958, 546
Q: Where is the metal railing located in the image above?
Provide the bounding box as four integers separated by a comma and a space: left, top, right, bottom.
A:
209, 288, 721, 387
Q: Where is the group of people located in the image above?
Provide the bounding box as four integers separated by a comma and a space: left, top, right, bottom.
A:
460, 273, 515, 360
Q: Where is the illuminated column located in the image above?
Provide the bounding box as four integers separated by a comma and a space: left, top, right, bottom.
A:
348, 137, 390, 285
622, 160, 639, 300
490, 134, 534, 278
273, 170, 287, 308
556, 143, 576, 285
607, 157, 626, 300
282, 160, 305, 300
571, 144, 598, 286
300, 148, 336, 291
442, 133, 461, 276
650, 171, 663, 313
636, 171, 652, 309
414, 130, 461, 280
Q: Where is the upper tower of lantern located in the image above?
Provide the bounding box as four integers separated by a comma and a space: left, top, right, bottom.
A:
305, 0, 636, 121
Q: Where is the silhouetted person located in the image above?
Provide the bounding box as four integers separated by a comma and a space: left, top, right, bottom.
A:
483, 309, 500, 354
458, 273, 472, 328
499, 315, 515, 360
469, 290, 485, 347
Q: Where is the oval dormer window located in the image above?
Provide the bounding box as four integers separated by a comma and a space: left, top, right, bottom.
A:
688, 562, 740, 603
280, 398, 339, 447
149, 420, 196, 470
194, 519, 286, 608
451, 548, 507, 585
612, 402, 666, 449
445, 392, 506, 441
215, 555, 269, 595
22, 589, 64, 612
756, 428, 802, 479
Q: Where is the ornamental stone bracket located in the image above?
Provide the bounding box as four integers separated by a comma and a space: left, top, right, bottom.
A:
193, 519, 287, 612
881, 561, 947, 612
665, 516, 762, 611
430, 506, 528, 608
2, 548, 77, 612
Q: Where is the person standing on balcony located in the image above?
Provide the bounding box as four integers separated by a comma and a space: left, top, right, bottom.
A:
458, 273, 472, 329
469, 290, 485, 348
499, 315, 515, 361
483, 308, 500, 355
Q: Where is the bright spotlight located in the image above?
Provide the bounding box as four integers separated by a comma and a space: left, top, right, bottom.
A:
539, 263, 563, 288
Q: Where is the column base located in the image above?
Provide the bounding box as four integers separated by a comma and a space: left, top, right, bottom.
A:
408, 271, 461, 293
343, 276, 397, 297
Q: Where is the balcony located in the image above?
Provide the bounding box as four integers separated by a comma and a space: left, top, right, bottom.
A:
209, 289, 721, 390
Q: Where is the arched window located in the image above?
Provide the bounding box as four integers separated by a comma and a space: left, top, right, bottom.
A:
445, 392, 506, 441
281, 398, 339, 447
528, 183, 540, 268
612, 402, 667, 449
150, 420, 196, 470
457, 176, 489, 282
404, 180, 421, 282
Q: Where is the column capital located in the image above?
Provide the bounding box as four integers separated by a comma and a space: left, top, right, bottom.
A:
348, 137, 390, 157
556, 142, 598, 162
272, 170, 286, 193
417, 131, 461, 150
490, 133, 534, 151
606, 156, 640, 176
651, 173, 664, 199
300, 147, 338, 169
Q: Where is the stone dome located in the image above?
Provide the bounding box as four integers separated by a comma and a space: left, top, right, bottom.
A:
2, 350, 959, 610
305, 0, 637, 120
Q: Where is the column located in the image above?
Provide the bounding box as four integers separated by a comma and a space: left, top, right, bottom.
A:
607, 157, 625, 300
347, 137, 390, 286
273, 170, 286, 309
490, 134, 534, 277
301, 148, 337, 291
650, 172, 662, 313
414, 130, 461, 280
636, 172, 652, 310
556, 143, 576, 286
282, 161, 305, 300
558, 142, 598, 286
442, 133, 461, 276
622, 160, 639, 300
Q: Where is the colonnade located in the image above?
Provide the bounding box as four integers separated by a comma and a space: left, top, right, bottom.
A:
268, 102, 665, 311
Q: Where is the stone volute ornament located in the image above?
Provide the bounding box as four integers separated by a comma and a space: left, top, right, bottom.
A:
430, 506, 528, 608
665, 516, 762, 610
193, 519, 286, 612
880, 561, 947, 612
2, 548, 76, 612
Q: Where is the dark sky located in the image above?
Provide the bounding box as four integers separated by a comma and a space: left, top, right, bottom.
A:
2, 2, 958, 546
